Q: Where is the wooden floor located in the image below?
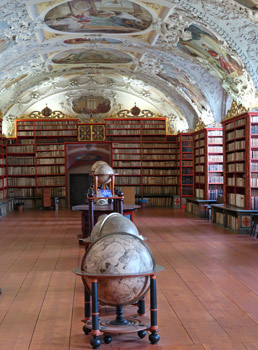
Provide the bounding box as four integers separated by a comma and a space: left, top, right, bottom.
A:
1, 208, 258, 350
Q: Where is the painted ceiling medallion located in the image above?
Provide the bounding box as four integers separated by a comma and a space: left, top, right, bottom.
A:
64, 38, 122, 45
52, 49, 132, 64
45, 0, 152, 34
72, 96, 111, 114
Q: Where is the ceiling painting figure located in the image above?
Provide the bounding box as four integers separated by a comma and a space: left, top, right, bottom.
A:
44, 0, 152, 34
233, 0, 258, 9
52, 48, 132, 64
178, 25, 244, 81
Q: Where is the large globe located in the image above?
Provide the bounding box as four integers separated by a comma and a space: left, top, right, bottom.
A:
91, 160, 108, 173
81, 233, 154, 306
90, 212, 142, 242
94, 163, 114, 185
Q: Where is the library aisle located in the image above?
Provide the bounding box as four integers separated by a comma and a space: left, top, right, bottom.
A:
1, 208, 258, 350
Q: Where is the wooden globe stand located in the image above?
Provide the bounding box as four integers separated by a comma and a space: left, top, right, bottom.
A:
74, 266, 164, 349
91, 173, 116, 198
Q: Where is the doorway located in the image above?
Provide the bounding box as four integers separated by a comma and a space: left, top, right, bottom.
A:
70, 174, 92, 208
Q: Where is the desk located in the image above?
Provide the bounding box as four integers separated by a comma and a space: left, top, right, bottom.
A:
72, 203, 141, 238
185, 197, 217, 218
211, 204, 258, 234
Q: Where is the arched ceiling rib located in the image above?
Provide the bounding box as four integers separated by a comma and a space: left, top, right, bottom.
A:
0, 0, 257, 136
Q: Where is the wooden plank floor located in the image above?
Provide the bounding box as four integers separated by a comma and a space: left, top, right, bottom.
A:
1, 208, 258, 350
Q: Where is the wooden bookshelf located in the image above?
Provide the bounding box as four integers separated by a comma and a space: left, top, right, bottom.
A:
111, 137, 178, 207
105, 118, 167, 142
177, 133, 193, 208
0, 120, 7, 201
6, 118, 78, 208
193, 127, 223, 200
222, 112, 258, 209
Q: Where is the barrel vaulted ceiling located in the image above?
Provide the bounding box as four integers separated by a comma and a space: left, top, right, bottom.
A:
0, 0, 258, 136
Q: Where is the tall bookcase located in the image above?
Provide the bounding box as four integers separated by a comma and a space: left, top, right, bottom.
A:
0, 119, 7, 201
222, 112, 258, 209
7, 118, 78, 208
108, 118, 178, 206
193, 128, 223, 200
177, 133, 193, 207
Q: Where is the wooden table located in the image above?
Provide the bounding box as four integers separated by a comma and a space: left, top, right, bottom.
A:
72, 203, 141, 238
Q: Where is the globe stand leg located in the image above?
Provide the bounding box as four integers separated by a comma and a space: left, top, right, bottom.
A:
137, 297, 145, 316
90, 279, 102, 349
110, 305, 129, 325
84, 287, 91, 319
149, 275, 160, 344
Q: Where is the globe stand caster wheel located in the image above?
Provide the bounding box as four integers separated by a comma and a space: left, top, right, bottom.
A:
90, 335, 101, 349
149, 332, 160, 344
83, 325, 91, 335
138, 330, 146, 339
103, 334, 112, 344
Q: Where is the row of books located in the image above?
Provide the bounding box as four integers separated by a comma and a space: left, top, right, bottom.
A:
228, 193, 245, 208
0, 178, 7, 187
208, 188, 223, 200
227, 163, 244, 172
182, 167, 193, 174
7, 145, 34, 153
0, 168, 6, 176
113, 148, 141, 154
142, 169, 178, 175
7, 156, 34, 165
142, 130, 165, 135
116, 177, 141, 185
195, 188, 204, 199
0, 189, 7, 200
195, 175, 204, 183
251, 139, 258, 147
227, 140, 245, 151
251, 163, 258, 171
113, 154, 141, 160
107, 130, 141, 135
226, 129, 245, 140
227, 215, 237, 230
137, 197, 172, 207
251, 125, 258, 134
195, 156, 205, 163
216, 212, 225, 226
225, 119, 245, 130
0, 159, 5, 165
208, 164, 223, 171
37, 176, 65, 186
208, 137, 223, 144
227, 177, 245, 186
142, 149, 177, 154
195, 165, 204, 172
142, 186, 177, 195
208, 146, 223, 153
37, 158, 64, 165
37, 165, 65, 175
36, 151, 64, 157
208, 176, 223, 183
116, 169, 141, 175
251, 196, 258, 209
37, 144, 64, 151
17, 120, 77, 126
35, 130, 77, 136
8, 166, 35, 175
195, 148, 205, 155
182, 187, 193, 196
194, 140, 205, 147
251, 176, 258, 187
226, 152, 245, 162
194, 132, 205, 140
208, 155, 223, 162
208, 130, 223, 136
143, 176, 177, 185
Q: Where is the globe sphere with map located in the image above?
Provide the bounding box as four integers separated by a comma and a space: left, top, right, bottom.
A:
81, 233, 154, 306
94, 163, 114, 185
90, 212, 143, 242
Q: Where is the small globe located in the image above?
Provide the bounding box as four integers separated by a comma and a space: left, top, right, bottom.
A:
91, 160, 108, 173
94, 163, 114, 185
81, 233, 154, 306
90, 212, 142, 242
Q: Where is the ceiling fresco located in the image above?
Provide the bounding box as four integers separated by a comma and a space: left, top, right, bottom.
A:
0, 0, 258, 136
44, 0, 153, 34
51, 48, 133, 64
233, 0, 258, 9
